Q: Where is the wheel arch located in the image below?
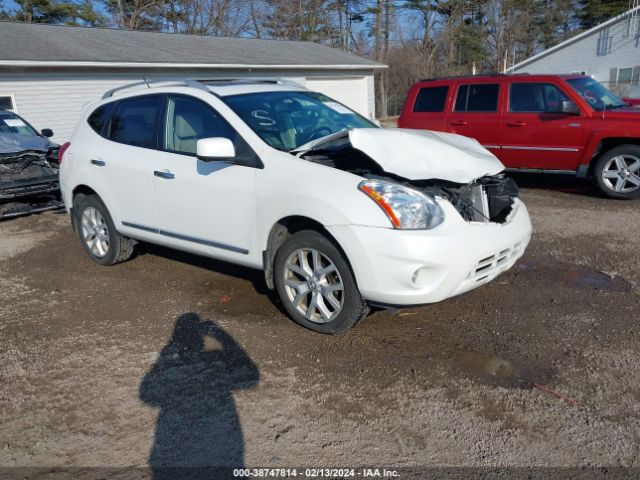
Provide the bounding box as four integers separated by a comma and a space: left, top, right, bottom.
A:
585, 137, 640, 176
70, 184, 101, 232
262, 215, 354, 290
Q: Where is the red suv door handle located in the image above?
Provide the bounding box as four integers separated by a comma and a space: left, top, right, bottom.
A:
450, 120, 468, 126
507, 121, 527, 127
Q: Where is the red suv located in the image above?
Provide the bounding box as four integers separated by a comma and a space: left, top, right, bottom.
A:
398, 74, 640, 199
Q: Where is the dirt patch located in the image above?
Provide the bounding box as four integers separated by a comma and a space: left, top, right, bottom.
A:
1, 183, 640, 470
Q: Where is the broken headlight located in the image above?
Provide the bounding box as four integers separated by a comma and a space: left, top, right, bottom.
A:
358, 180, 444, 230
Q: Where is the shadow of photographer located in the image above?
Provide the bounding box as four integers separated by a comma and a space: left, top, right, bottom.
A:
140, 312, 259, 479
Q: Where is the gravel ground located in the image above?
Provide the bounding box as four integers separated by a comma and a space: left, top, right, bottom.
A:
0, 176, 639, 478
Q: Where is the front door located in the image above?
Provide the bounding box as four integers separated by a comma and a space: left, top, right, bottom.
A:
151, 94, 258, 260
500, 81, 585, 170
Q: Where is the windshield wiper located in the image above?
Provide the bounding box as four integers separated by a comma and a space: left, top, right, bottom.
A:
605, 103, 627, 110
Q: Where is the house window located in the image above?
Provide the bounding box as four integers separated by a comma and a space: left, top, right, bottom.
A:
597, 27, 612, 55
0, 95, 16, 112
618, 67, 633, 83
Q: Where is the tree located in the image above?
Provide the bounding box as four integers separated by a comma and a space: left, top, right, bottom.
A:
577, 0, 628, 29
11, 0, 104, 24
262, 0, 340, 41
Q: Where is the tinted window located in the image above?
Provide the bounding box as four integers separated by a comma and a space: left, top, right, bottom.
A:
87, 103, 114, 136
164, 95, 256, 161
109, 95, 160, 148
0, 96, 14, 111
413, 86, 448, 112
454, 84, 500, 112
509, 83, 570, 112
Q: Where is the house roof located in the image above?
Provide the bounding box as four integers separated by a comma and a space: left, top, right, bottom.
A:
0, 21, 386, 70
506, 6, 640, 72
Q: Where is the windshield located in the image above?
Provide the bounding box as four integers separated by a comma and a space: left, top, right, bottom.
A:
0, 112, 39, 136
566, 77, 627, 111
222, 91, 377, 151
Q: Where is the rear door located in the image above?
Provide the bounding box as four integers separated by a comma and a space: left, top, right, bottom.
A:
445, 81, 503, 157
399, 83, 450, 131
88, 94, 161, 237
500, 80, 585, 170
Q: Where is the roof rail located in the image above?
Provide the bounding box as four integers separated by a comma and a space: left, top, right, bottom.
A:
101, 78, 211, 99
419, 72, 530, 82
101, 77, 303, 100
198, 77, 304, 88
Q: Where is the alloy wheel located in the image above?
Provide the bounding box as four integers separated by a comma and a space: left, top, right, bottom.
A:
283, 248, 344, 323
80, 206, 110, 258
601, 154, 640, 194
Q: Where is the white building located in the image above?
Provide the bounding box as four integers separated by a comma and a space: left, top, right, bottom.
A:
0, 22, 385, 142
507, 7, 640, 92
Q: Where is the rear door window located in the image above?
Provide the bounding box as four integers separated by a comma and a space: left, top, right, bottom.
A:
109, 95, 160, 149
454, 84, 500, 112
413, 86, 449, 112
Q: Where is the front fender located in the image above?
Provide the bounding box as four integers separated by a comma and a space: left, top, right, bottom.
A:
254, 158, 391, 253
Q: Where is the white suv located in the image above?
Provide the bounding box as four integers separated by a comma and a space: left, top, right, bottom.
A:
60, 79, 532, 334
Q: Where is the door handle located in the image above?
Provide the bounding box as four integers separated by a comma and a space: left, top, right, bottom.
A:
154, 170, 175, 180
450, 120, 468, 126
90, 159, 106, 166
507, 121, 527, 127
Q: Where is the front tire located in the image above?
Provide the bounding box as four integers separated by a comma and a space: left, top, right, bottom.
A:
74, 194, 135, 265
594, 145, 640, 199
274, 230, 369, 334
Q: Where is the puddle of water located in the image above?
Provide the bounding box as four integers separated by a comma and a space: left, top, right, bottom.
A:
516, 260, 631, 293
562, 270, 629, 292
455, 351, 552, 389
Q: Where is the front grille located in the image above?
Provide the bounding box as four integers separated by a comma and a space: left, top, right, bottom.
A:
447, 175, 519, 224
468, 240, 526, 282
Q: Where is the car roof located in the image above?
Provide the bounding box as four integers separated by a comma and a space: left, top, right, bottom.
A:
100, 79, 309, 103
415, 73, 587, 85
207, 82, 307, 97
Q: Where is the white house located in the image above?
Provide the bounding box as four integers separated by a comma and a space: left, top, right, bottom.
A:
507, 6, 640, 92
0, 22, 385, 142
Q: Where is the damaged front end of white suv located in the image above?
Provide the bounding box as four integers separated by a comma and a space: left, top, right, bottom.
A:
295, 128, 521, 227
293, 127, 532, 307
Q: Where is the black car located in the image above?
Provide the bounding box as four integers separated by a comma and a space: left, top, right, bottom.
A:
0, 109, 61, 218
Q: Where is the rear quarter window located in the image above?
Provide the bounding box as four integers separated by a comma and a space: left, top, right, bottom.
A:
454, 84, 500, 112
413, 86, 449, 112
87, 103, 114, 136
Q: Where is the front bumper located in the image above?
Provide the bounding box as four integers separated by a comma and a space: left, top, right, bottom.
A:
327, 198, 532, 306
0, 175, 60, 200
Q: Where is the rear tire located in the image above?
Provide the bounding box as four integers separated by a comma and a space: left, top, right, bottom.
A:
593, 145, 640, 199
74, 194, 135, 265
274, 230, 369, 334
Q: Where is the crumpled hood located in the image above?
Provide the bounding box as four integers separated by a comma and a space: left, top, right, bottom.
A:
347, 128, 504, 183
0, 133, 51, 154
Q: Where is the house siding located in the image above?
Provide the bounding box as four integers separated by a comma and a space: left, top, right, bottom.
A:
509, 14, 640, 86
0, 69, 376, 142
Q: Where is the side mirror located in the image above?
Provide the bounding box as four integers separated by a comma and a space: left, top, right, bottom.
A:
41, 128, 54, 138
559, 100, 579, 115
196, 137, 235, 161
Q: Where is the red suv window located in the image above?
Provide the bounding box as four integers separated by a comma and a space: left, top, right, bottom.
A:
454, 84, 500, 112
413, 86, 449, 112
509, 83, 570, 113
